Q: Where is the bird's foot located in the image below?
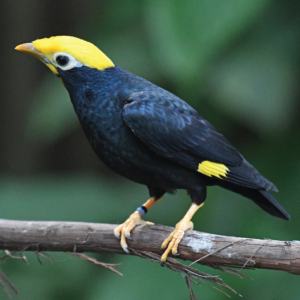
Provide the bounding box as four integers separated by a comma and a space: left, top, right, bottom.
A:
114, 211, 154, 253
161, 220, 194, 262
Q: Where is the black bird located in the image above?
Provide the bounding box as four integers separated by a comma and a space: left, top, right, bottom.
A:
15, 36, 290, 262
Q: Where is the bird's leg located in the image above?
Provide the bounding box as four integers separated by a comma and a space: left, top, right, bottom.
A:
161, 202, 204, 262
114, 196, 162, 253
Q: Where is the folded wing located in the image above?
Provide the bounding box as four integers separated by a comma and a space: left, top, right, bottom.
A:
123, 93, 276, 191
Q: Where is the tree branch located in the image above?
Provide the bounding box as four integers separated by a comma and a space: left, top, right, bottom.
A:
0, 219, 298, 275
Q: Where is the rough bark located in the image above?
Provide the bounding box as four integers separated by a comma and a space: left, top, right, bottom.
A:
0, 219, 299, 274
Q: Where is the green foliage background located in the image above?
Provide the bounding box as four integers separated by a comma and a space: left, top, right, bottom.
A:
1, 0, 300, 299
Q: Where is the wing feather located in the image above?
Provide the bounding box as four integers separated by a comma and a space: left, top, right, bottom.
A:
123, 96, 243, 168
122, 92, 277, 192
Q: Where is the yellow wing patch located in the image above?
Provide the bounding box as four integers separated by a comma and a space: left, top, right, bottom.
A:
197, 161, 229, 179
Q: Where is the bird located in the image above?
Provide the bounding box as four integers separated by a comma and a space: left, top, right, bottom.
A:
15, 36, 290, 262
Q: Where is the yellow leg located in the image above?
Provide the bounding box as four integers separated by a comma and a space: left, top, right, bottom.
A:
114, 197, 162, 253
161, 202, 204, 262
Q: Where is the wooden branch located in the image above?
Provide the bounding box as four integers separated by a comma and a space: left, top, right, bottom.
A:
0, 219, 299, 274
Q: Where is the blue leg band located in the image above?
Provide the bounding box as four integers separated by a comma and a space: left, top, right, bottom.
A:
136, 206, 148, 216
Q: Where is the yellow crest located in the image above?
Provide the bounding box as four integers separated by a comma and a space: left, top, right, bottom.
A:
32, 36, 114, 71
197, 161, 229, 179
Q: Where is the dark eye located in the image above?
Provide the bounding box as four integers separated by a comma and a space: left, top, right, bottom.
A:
56, 55, 69, 66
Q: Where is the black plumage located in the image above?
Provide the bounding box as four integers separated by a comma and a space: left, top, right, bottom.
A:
58, 65, 289, 220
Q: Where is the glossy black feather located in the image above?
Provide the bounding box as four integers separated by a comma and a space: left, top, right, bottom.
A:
217, 181, 290, 220
57, 65, 289, 220
123, 96, 243, 165
123, 96, 276, 191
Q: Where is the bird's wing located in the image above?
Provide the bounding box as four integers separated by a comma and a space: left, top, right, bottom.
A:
123, 94, 277, 191
123, 93, 243, 171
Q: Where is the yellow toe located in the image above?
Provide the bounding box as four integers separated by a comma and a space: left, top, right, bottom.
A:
160, 220, 194, 262
114, 211, 154, 253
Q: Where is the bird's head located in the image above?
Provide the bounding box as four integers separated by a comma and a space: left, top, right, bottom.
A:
15, 36, 115, 77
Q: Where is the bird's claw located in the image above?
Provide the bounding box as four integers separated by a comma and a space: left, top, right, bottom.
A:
114, 211, 154, 253
160, 220, 193, 262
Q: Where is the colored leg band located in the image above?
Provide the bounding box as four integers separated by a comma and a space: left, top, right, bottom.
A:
136, 206, 148, 216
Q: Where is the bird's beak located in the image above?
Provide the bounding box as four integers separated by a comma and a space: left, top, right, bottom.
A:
15, 43, 44, 60
15, 42, 59, 75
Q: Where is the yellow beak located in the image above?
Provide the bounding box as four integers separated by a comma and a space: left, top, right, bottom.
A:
15, 42, 59, 75
15, 43, 44, 60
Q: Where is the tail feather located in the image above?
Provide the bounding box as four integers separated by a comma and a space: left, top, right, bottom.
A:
227, 161, 278, 192
252, 190, 290, 220
218, 182, 290, 220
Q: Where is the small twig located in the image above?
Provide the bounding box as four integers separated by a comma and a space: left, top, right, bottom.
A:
0, 268, 18, 298
4, 250, 28, 265
215, 265, 252, 279
240, 239, 270, 270
67, 252, 123, 276
185, 276, 197, 300
131, 249, 242, 298
35, 252, 54, 265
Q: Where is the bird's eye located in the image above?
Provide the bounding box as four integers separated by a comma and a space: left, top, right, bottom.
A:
56, 55, 69, 66
53, 52, 82, 71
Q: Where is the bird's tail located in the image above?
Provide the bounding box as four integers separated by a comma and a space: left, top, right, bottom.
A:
250, 190, 290, 220
218, 182, 290, 220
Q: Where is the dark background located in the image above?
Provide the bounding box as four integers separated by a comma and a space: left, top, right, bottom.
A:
0, 0, 300, 299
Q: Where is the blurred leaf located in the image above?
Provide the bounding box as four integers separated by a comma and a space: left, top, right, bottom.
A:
26, 74, 77, 145
145, 0, 271, 86
206, 19, 299, 135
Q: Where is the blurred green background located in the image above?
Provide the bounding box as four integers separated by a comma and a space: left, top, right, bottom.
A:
1, 0, 300, 299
